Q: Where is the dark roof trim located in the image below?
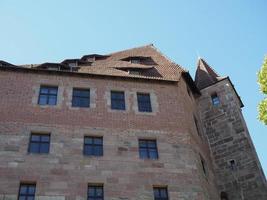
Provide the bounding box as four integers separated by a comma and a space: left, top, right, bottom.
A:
0, 65, 177, 84
80, 54, 109, 60
182, 72, 201, 95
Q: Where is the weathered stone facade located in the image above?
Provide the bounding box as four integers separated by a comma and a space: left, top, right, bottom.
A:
0, 45, 266, 200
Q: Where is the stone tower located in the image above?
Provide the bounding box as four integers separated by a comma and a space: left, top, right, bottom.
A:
195, 58, 267, 200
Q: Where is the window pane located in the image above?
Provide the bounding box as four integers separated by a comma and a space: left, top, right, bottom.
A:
95, 188, 103, 196
19, 197, 26, 200
48, 96, 57, 105
94, 146, 103, 156
31, 135, 40, 142
38, 95, 48, 105
72, 97, 90, 107
19, 186, 27, 194
40, 87, 49, 94
29, 143, 40, 153
139, 149, 148, 159
40, 143, 49, 153
160, 188, 167, 198
84, 137, 93, 144
27, 197, 34, 200
93, 138, 103, 145
148, 141, 156, 148
111, 91, 124, 99
41, 135, 50, 142
73, 89, 90, 97
139, 140, 147, 148
48, 87, 58, 95
88, 187, 95, 196
28, 186, 36, 195
111, 100, 125, 110
153, 188, 160, 198
84, 145, 94, 155
149, 149, 158, 159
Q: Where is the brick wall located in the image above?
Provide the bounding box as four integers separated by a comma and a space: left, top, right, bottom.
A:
0, 70, 219, 200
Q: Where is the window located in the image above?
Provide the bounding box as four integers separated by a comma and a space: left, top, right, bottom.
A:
229, 159, 237, 171
128, 69, 141, 75
84, 136, 103, 156
211, 93, 220, 105
72, 88, 90, 107
220, 192, 229, 200
139, 139, 158, 159
38, 86, 58, 105
130, 58, 140, 64
28, 133, 50, 154
137, 93, 152, 112
200, 155, 207, 176
88, 185, 104, 200
18, 183, 36, 200
153, 187, 168, 200
111, 91, 125, 110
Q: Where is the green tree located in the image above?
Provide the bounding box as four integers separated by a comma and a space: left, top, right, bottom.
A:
258, 56, 267, 125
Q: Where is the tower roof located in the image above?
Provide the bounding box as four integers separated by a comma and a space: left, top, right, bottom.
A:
195, 58, 223, 90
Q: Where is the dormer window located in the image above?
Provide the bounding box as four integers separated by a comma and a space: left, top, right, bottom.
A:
128, 69, 141, 75
68, 62, 77, 68
130, 58, 141, 64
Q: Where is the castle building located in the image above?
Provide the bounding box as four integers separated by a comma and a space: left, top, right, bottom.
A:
0, 44, 266, 200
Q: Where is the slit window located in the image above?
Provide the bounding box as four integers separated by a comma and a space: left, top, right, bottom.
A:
111, 91, 126, 110
153, 187, 168, 200
211, 93, 220, 105
72, 88, 90, 107
194, 116, 201, 136
28, 133, 50, 154
84, 136, 103, 156
18, 183, 36, 200
137, 93, 152, 112
88, 185, 104, 200
38, 86, 58, 105
200, 155, 208, 176
229, 159, 237, 171
139, 139, 158, 159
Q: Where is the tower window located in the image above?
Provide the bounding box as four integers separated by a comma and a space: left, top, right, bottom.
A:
200, 155, 208, 176
211, 93, 220, 105
111, 91, 126, 110
153, 187, 168, 200
18, 183, 36, 200
38, 86, 58, 105
229, 159, 237, 171
139, 139, 158, 159
137, 93, 152, 112
88, 185, 103, 200
28, 133, 50, 154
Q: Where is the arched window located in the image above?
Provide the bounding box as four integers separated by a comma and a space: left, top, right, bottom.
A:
220, 192, 228, 200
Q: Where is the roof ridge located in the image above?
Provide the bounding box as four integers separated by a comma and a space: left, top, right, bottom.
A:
107, 43, 154, 56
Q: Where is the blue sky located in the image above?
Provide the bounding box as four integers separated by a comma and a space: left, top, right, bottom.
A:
1, 1, 267, 175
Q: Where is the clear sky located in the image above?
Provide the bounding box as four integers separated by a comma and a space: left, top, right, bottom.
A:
0, 1, 267, 175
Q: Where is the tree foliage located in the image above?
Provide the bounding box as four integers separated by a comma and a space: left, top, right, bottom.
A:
258, 56, 267, 125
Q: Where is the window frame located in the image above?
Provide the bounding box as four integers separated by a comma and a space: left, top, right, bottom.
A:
110, 91, 126, 110
138, 139, 158, 159
28, 133, 51, 154
87, 184, 104, 200
137, 93, 152, 112
18, 183, 36, 200
38, 85, 58, 106
83, 136, 103, 157
153, 187, 169, 200
72, 88, 90, 108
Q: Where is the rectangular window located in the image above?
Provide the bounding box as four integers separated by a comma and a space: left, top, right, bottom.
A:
18, 183, 36, 200
38, 86, 58, 105
72, 88, 90, 107
28, 133, 50, 154
211, 93, 220, 105
139, 139, 158, 159
88, 185, 104, 200
137, 93, 152, 112
111, 91, 125, 110
153, 187, 168, 200
84, 136, 103, 156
